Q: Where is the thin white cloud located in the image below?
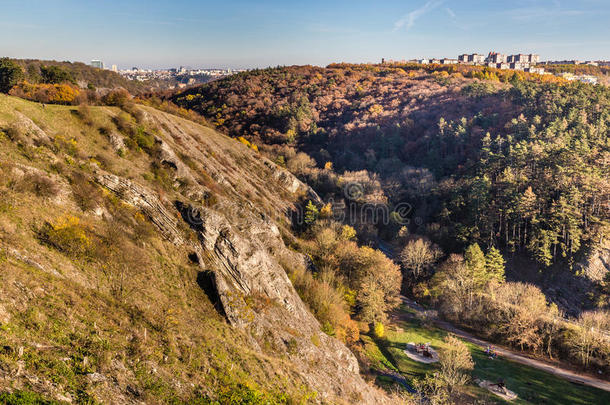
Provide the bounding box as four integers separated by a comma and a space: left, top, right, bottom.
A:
444, 6, 470, 30
394, 0, 444, 31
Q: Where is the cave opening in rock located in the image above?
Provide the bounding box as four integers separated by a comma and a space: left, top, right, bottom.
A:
196, 270, 226, 318
161, 160, 178, 170
188, 252, 200, 264
175, 200, 203, 232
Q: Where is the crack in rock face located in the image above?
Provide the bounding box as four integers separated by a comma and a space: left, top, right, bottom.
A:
176, 201, 314, 327
95, 173, 185, 246
95, 170, 388, 403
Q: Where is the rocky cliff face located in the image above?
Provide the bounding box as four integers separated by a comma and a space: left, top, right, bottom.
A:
91, 107, 389, 403
577, 243, 610, 283
0, 95, 391, 403
507, 241, 610, 315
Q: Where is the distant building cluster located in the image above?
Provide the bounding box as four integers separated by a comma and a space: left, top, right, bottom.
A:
90, 59, 244, 89
381, 51, 609, 85
456, 52, 543, 73
557, 72, 598, 84
120, 66, 245, 88
385, 51, 544, 73
91, 60, 104, 69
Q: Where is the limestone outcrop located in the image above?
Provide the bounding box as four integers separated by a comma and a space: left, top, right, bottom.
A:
90, 107, 390, 402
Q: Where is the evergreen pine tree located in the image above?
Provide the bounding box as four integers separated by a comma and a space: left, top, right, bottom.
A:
465, 243, 485, 273
304, 200, 318, 225
464, 243, 487, 288
485, 246, 506, 283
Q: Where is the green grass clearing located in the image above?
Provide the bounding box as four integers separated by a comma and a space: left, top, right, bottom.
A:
367, 314, 610, 405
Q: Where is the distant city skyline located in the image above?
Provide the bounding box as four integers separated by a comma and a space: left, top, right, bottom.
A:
1, 0, 609, 70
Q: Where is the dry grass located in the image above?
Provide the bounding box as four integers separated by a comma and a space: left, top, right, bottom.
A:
0, 93, 333, 403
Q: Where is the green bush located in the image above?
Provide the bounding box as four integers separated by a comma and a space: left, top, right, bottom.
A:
133, 126, 155, 151
198, 383, 290, 404
0, 58, 24, 93
460, 81, 498, 99
102, 88, 130, 107
149, 162, 174, 191
0, 390, 61, 405
40, 65, 75, 85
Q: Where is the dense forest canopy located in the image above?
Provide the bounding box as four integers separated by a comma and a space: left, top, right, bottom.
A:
168, 65, 610, 374
542, 63, 610, 78
172, 65, 610, 274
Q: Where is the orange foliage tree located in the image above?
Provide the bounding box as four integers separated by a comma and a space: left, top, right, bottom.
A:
9, 81, 80, 105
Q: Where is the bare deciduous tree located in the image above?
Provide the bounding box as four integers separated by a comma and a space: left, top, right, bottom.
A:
438, 335, 474, 395
399, 238, 442, 279
568, 310, 609, 368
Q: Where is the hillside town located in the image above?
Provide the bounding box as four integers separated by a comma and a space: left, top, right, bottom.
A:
456, 52, 543, 73
383, 52, 543, 72
118, 66, 243, 84
117, 66, 245, 88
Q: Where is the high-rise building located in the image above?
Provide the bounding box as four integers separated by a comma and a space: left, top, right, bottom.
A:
468, 54, 485, 64
91, 60, 104, 69
487, 52, 507, 63
111, 64, 118, 72
508, 54, 529, 63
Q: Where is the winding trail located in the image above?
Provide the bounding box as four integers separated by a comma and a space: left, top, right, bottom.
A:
400, 297, 610, 393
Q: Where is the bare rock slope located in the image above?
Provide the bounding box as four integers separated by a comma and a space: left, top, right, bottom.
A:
0, 95, 389, 403
92, 106, 387, 403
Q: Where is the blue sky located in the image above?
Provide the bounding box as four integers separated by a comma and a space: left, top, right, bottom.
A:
1, 0, 609, 69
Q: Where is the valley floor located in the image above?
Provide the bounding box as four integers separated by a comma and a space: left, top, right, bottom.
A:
364, 301, 610, 404
399, 298, 610, 393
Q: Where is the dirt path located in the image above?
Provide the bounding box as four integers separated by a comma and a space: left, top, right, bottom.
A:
400, 297, 610, 392
375, 238, 610, 392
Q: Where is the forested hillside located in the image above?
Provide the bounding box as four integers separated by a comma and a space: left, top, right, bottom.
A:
173, 65, 609, 274
9, 59, 147, 93
1, 63, 608, 403
169, 65, 610, 380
